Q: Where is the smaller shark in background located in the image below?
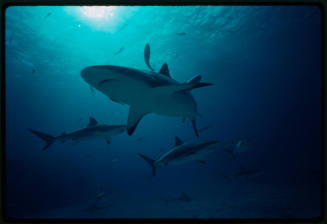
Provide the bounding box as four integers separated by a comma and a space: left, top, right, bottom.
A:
29, 117, 126, 150
224, 140, 252, 160
176, 32, 186, 36
85, 191, 111, 213
160, 192, 192, 206
138, 136, 220, 176
220, 165, 263, 180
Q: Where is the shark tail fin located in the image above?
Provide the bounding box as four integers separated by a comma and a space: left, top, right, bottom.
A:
138, 153, 156, 176
29, 129, 56, 151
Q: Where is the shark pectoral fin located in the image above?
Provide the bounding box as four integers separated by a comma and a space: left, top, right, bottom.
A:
137, 153, 156, 176
191, 119, 199, 137
159, 63, 171, 78
198, 159, 206, 164
188, 75, 202, 84
127, 107, 146, 136
175, 136, 183, 146
90, 85, 95, 93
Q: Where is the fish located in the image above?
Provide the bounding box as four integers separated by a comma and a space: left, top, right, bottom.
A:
86, 191, 110, 213
29, 117, 126, 150
114, 46, 124, 56
160, 192, 192, 206
144, 43, 154, 71
137, 136, 220, 176
176, 32, 186, 36
81, 44, 213, 136
119, 23, 128, 32
44, 12, 51, 18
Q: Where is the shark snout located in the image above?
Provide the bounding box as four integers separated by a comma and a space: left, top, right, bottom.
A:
81, 66, 94, 82
81, 66, 107, 85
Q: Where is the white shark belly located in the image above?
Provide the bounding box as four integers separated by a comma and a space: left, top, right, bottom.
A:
99, 80, 196, 117
98, 78, 153, 106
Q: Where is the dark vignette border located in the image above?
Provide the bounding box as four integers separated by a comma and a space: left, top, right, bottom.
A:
0, 0, 325, 224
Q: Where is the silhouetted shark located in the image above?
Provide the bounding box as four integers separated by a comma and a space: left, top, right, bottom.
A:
29, 117, 125, 150
138, 136, 219, 176
81, 44, 213, 136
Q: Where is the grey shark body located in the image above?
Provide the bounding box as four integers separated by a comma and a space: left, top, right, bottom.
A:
29, 117, 126, 150
81, 44, 212, 136
138, 136, 219, 176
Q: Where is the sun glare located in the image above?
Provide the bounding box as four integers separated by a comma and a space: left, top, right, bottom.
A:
80, 6, 115, 20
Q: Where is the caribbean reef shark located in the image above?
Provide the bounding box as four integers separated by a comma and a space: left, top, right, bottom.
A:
81, 43, 213, 136
29, 117, 126, 150
138, 136, 220, 176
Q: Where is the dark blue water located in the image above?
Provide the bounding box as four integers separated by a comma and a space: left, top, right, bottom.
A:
5, 5, 322, 219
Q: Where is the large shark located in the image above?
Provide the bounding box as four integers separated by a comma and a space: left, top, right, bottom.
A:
29, 117, 126, 150
81, 43, 213, 136
138, 136, 220, 176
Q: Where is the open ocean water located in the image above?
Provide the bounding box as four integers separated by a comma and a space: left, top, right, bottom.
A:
5, 5, 322, 219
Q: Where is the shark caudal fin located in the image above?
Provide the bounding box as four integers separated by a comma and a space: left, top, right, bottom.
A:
29, 129, 56, 151
137, 153, 156, 176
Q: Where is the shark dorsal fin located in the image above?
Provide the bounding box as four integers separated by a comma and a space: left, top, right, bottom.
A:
88, 117, 98, 127
188, 75, 202, 84
144, 43, 154, 72
175, 136, 183, 146
159, 63, 171, 78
